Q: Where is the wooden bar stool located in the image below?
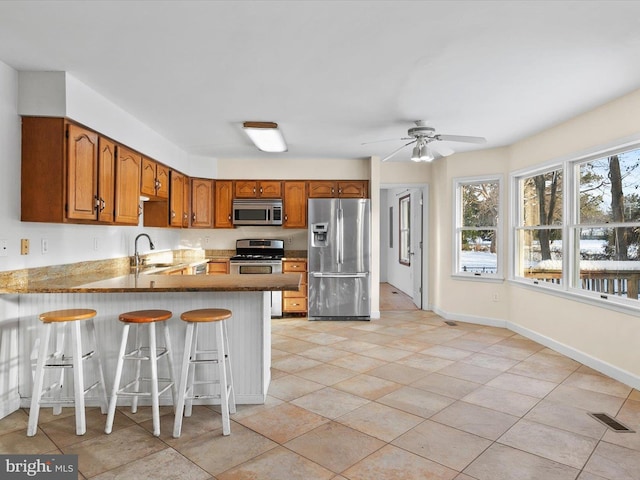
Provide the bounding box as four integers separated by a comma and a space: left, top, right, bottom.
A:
28, 308, 108, 437
173, 308, 236, 437
105, 309, 176, 437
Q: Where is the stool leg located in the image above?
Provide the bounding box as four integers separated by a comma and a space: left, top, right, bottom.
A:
52, 324, 66, 416
131, 325, 142, 414
27, 322, 52, 436
162, 321, 177, 411
173, 322, 195, 438
184, 323, 198, 418
216, 322, 231, 436
71, 321, 86, 435
148, 322, 161, 437
86, 318, 109, 414
223, 321, 236, 415
105, 324, 130, 434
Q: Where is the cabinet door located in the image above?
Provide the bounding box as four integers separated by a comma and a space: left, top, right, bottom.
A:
114, 145, 142, 225
283, 181, 307, 228
308, 181, 336, 198
97, 137, 116, 223
182, 175, 190, 228
338, 181, 368, 198
234, 180, 258, 198
67, 124, 99, 220
214, 180, 234, 228
259, 181, 282, 198
140, 157, 157, 197
191, 178, 213, 228
170, 171, 185, 227
156, 164, 169, 199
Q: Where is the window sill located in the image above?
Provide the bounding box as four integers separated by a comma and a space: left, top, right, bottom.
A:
452, 274, 505, 284
510, 278, 640, 317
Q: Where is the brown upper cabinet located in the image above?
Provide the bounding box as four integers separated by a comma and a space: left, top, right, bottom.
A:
234, 180, 282, 198
140, 157, 169, 199
214, 180, 234, 228
169, 171, 186, 228
114, 146, 142, 225
308, 180, 368, 198
190, 178, 214, 228
283, 181, 307, 228
20, 117, 136, 224
97, 137, 116, 223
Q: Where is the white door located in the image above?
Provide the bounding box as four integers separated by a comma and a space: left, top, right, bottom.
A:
411, 190, 423, 308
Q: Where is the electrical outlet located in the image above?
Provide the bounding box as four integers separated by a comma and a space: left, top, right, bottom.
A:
21, 238, 29, 255
41, 238, 49, 254
0, 239, 7, 257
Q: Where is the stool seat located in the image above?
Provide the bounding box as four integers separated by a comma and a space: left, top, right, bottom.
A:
28, 308, 108, 437
119, 309, 172, 323
180, 309, 232, 323
40, 309, 97, 322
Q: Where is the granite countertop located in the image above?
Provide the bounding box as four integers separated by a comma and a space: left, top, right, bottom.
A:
5, 272, 302, 294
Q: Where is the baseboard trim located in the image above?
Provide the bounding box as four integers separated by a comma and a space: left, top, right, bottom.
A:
0, 395, 21, 419
432, 306, 640, 391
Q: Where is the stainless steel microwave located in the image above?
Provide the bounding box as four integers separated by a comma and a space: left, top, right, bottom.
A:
232, 199, 283, 226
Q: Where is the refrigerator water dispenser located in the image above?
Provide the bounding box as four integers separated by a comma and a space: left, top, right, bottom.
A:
311, 222, 329, 247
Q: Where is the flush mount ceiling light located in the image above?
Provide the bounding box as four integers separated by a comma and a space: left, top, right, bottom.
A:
242, 121, 287, 153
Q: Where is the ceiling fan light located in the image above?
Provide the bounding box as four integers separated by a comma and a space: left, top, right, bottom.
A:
242, 121, 288, 153
419, 145, 435, 162
410, 144, 421, 161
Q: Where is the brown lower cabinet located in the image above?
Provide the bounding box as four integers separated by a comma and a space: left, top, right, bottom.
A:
282, 259, 308, 314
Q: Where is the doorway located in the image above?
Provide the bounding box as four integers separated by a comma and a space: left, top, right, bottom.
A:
379, 185, 426, 311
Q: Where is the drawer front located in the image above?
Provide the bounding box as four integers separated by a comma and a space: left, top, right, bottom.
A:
283, 260, 306, 272
283, 287, 306, 298
283, 297, 307, 312
207, 261, 229, 274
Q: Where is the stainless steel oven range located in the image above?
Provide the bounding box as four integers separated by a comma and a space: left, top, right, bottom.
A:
229, 239, 284, 317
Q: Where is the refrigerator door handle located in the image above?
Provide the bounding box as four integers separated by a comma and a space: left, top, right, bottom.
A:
338, 207, 344, 265
311, 272, 368, 278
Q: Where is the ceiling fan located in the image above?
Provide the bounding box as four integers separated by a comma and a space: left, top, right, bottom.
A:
366, 121, 487, 162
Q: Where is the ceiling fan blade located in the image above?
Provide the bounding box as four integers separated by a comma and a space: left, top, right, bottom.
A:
429, 143, 455, 157
436, 134, 486, 144
381, 140, 417, 162
361, 137, 411, 145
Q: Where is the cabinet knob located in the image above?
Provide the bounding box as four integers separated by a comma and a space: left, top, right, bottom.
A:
171, 210, 176, 218
192, 213, 196, 221
253, 187, 256, 194
260, 187, 263, 194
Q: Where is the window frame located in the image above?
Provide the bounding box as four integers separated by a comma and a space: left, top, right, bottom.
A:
453, 174, 503, 281
509, 133, 640, 313
399, 194, 411, 266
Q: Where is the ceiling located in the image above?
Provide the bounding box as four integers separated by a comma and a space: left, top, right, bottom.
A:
1, 1, 640, 162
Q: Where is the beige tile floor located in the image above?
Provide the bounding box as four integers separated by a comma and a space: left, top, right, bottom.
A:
1, 310, 639, 479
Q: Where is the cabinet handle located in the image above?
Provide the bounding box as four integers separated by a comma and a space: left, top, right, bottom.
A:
260, 187, 263, 194
228, 214, 231, 221
284, 214, 288, 221
99, 197, 106, 212
192, 213, 196, 221
171, 210, 176, 218
156, 180, 162, 190
94, 195, 100, 212
253, 187, 256, 194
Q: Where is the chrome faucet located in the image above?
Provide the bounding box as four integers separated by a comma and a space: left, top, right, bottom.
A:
134, 233, 155, 267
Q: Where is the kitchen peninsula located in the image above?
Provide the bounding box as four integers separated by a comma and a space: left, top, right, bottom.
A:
6, 271, 302, 408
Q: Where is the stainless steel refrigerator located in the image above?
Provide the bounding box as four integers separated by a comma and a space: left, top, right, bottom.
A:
308, 198, 371, 320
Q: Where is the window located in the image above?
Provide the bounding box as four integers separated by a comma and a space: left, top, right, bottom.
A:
454, 176, 502, 277
573, 148, 640, 301
514, 167, 564, 286
399, 194, 410, 266
512, 138, 640, 310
